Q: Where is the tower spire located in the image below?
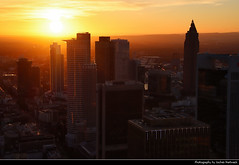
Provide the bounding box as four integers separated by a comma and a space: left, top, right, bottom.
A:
189, 19, 197, 32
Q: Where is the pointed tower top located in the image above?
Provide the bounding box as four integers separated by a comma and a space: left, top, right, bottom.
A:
189, 20, 197, 32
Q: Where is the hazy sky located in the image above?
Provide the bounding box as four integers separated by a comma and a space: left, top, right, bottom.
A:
0, 0, 239, 37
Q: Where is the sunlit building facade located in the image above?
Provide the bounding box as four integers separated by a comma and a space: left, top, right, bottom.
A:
50, 42, 64, 96
111, 39, 130, 81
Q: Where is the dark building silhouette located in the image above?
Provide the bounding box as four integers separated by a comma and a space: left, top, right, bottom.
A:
148, 69, 171, 96
96, 81, 144, 159
31, 66, 41, 96
128, 108, 210, 159
64, 33, 97, 148
183, 20, 199, 96
17, 58, 32, 98
197, 53, 239, 159
128, 59, 140, 81
95, 37, 114, 83
95, 37, 135, 83
17, 58, 40, 98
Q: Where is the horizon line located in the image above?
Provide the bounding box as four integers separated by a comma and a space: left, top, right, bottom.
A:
1, 31, 239, 38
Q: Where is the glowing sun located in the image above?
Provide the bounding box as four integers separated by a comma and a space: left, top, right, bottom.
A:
41, 9, 66, 34
50, 20, 63, 33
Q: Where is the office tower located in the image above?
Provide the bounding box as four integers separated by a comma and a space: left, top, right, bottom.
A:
148, 69, 171, 96
31, 66, 41, 96
95, 37, 114, 83
128, 108, 210, 159
50, 42, 64, 95
111, 39, 130, 81
80, 64, 97, 142
95, 37, 131, 82
128, 59, 140, 81
96, 81, 144, 159
17, 58, 40, 98
64, 33, 96, 147
183, 20, 199, 96
17, 58, 33, 98
197, 53, 239, 158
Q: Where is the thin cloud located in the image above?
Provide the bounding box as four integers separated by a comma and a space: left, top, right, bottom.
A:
0, 0, 228, 21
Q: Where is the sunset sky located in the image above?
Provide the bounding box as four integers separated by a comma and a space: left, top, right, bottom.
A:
0, 0, 239, 37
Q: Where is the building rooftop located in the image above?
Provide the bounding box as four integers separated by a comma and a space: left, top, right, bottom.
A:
129, 108, 209, 131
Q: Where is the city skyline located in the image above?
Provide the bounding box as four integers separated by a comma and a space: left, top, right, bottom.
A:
0, 0, 239, 37
1, 0, 239, 161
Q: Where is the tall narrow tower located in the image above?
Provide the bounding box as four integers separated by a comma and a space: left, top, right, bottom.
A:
111, 39, 130, 81
183, 20, 199, 96
50, 42, 64, 95
65, 33, 96, 147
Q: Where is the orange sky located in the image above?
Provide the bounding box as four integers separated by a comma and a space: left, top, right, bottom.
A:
0, 0, 239, 37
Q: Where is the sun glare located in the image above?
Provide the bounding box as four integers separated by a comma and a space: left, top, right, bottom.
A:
50, 20, 63, 33
39, 8, 71, 34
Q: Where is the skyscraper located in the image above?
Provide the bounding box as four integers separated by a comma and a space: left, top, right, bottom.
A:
50, 42, 64, 96
96, 81, 144, 159
196, 53, 239, 158
95, 37, 131, 83
64, 33, 97, 147
31, 66, 41, 96
17, 58, 32, 98
95, 37, 114, 83
80, 64, 97, 142
183, 20, 199, 96
17, 58, 40, 98
111, 39, 130, 81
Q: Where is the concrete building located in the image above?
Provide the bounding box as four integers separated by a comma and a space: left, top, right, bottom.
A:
95, 37, 133, 83
148, 69, 171, 96
17, 58, 33, 98
17, 58, 41, 102
111, 39, 130, 81
128, 108, 210, 159
96, 81, 144, 159
95, 37, 114, 83
38, 109, 59, 124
